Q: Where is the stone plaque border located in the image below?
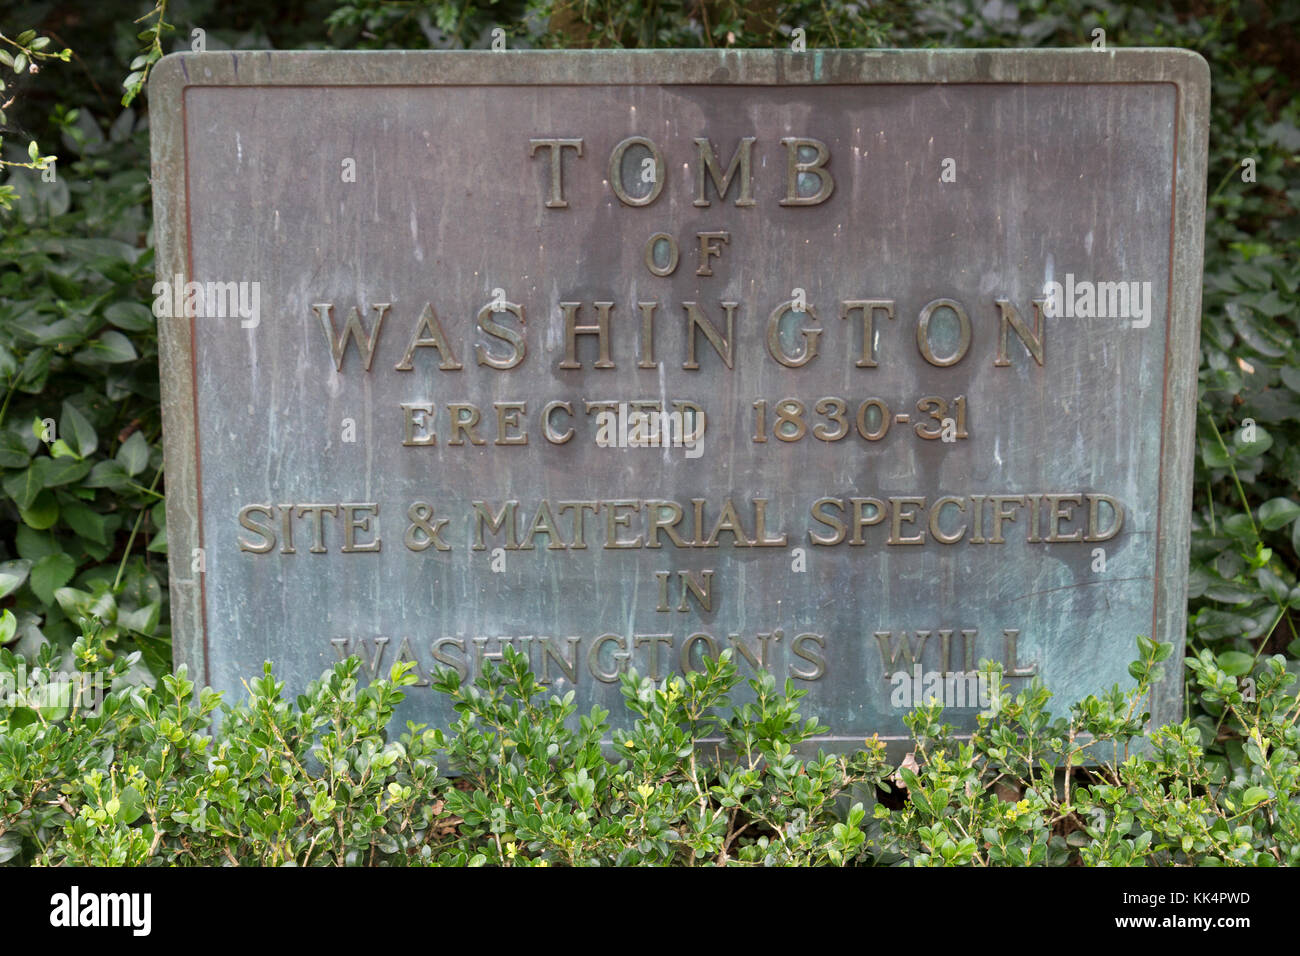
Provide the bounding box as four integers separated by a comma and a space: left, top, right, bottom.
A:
149, 49, 1209, 750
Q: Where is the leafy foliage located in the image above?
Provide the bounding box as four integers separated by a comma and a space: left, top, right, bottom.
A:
0, 0, 1296, 864
0, 25, 69, 209
1, 630, 1295, 866
0, 103, 167, 680
875, 638, 1299, 866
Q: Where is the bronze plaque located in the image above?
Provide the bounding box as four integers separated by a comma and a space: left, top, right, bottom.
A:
149, 50, 1209, 753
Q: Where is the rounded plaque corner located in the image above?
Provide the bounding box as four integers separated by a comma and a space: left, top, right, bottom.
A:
1163, 46, 1211, 98
148, 52, 192, 99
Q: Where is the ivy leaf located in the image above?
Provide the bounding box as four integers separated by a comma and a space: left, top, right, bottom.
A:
1233, 426, 1273, 459
103, 301, 155, 332
1256, 567, 1289, 605
0, 559, 32, 600
118, 602, 160, 635
0, 834, 21, 865
48, 438, 80, 460
40, 457, 91, 488
147, 526, 167, 553
61, 401, 97, 458
117, 431, 149, 476
74, 330, 138, 364
1258, 497, 1300, 531
3, 462, 45, 510
0, 431, 31, 468
20, 490, 59, 530
15, 526, 60, 561
84, 460, 132, 489
29, 552, 76, 606
1203, 579, 1257, 604
1200, 438, 1231, 469
61, 501, 109, 545
1193, 609, 1261, 641
1222, 513, 1256, 541
54, 586, 115, 623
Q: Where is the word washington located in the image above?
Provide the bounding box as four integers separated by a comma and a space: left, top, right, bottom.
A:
308, 294, 1049, 374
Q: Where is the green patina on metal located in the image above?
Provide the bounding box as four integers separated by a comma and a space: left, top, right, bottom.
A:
148, 50, 1209, 756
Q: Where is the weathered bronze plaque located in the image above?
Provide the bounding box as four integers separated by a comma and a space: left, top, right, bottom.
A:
149, 49, 1209, 753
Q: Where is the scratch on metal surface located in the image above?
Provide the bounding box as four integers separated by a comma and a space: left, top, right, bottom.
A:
1012, 576, 1151, 603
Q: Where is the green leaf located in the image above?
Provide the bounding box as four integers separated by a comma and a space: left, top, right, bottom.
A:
118, 602, 160, 636
1256, 567, 1288, 605
1226, 302, 1289, 357
29, 552, 76, 606
85, 460, 132, 489
48, 439, 80, 460
74, 331, 138, 364
1258, 497, 1300, 531
1222, 513, 1257, 541
1242, 787, 1269, 808
0, 431, 31, 468
53, 586, 94, 619
930, 788, 950, 814
117, 786, 145, 825
117, 431, 150, 476
1233, 426, 1273, 459
61, 501, 109, 545
54, 586, 114, 623
20, 490, 59, 530
0, 559, 33, 599
0, 833, 21, 864
1216, 651, 1255, 677
61, 401, 97, 458
1200, 438, 1231, 469
906, 780, 931, 815
40, 457, 90, 488
103, 302, 155, 332
1203, 579, 1257, 604
3, 463, 44, 510
15, 526, 58, 561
